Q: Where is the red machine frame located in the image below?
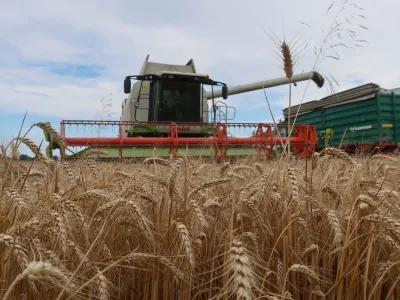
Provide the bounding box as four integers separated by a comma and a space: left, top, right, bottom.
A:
59, 120, 318, 161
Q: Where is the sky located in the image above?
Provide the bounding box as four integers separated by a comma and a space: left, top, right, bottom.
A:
1, 0, 399, 156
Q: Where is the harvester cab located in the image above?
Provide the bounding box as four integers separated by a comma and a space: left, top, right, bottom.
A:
122, 70, 227, 137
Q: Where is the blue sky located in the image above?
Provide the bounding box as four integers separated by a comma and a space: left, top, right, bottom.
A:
21, 63, 105, 79
1, 0, 399, 156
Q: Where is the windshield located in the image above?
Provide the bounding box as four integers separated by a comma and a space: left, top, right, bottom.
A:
157, 80, 201, 122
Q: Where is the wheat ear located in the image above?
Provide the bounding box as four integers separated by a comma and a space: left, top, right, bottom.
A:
17, 138, 48, 162
34, 122, 66, 148
227, 240, 256, 299
176, 222, 195, 268
2, 261, 74, 300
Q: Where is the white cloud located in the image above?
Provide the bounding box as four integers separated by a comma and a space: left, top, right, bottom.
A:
0, 82, 123, 120
10, 32, 92, 64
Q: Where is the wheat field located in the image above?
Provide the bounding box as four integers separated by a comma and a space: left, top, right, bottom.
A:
1, 140, 400, 300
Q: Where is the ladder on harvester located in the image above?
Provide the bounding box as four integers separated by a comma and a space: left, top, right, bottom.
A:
213, 101, 236, 136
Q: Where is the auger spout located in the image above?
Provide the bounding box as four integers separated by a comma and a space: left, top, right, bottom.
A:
204, 71, 324, 99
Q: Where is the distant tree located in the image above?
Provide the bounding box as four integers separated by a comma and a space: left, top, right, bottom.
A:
20, 154, 33, 160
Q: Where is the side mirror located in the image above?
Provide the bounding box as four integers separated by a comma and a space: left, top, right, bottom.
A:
222, 86, 228, 100
124, 78, 131, 94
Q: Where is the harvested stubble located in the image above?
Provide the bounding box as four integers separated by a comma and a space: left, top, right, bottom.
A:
1, 150, 400, 300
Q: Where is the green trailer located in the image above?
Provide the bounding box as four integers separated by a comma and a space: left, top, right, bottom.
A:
282, 83, 400, 153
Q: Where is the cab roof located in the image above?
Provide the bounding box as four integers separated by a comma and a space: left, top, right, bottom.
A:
139, 54, 197, 75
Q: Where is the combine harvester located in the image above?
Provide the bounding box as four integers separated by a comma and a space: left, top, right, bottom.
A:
44, 55, 325, 161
